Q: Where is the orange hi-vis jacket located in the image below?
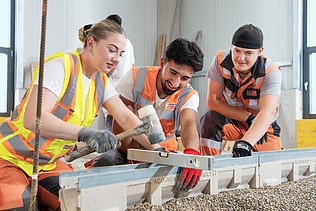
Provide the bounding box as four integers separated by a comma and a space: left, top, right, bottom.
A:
132, 66, 197, 152
213, 50, 280, 115
0, 50, 108, 176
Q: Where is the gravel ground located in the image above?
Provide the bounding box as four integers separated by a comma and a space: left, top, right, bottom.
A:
128, 176, 316, 211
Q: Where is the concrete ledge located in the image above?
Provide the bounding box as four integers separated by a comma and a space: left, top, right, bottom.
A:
59, 148, 316, 210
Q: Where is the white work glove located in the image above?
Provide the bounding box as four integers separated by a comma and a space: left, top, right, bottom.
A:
77, 127, 118, 153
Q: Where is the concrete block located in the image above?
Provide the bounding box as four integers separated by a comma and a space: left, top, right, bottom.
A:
59, 149, 316, 210
59, 188, 79, 211
258, 149, 316, 186
79, 183, 127, 211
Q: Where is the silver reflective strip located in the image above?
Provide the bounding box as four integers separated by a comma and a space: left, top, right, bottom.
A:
223, 68, 231, 76
39, 154, 52, 164
160, 109, 174, 119
164, 133, 174, 141
52, 106, 68, 120
11, 106, 19, 119
173, 86, 193, 132
265, 59, 274, 69
60, 54, 77, 107
133, 67, 147, 110
253, 77, 261, 86
30, 136, 48, 149
52, 54, 78, 119
248, 99, 259, 110
138, 97, 152, 107
21, 186, 31, 207
237, 101, 243, 107
200, 137, 222, 150
223, 91, 238, 106
7, 135, 51, 164
8, 135, 35, 158
0, 121, 14, 137
94, 71, 105, 110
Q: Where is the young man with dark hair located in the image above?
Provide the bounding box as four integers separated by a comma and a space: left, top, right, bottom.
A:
93, 38, 204, 192
200, 24, 282, 157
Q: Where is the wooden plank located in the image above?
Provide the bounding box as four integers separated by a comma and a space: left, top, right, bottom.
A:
296, 119, 316, 148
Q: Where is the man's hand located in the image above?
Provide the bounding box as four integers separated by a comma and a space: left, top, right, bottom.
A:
245, 113, 268, 145
77, 127, 118, 153
176, 148, 202, 192
232, 140, 252, 157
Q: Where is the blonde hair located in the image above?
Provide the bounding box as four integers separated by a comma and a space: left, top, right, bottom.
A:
78, 19, 125, 47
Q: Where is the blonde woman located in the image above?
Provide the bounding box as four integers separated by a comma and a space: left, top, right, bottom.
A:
0, 19, 157, 210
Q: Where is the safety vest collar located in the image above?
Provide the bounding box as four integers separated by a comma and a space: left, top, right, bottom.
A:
132, 66, 197, 151
220, 50, 267, 80
220, 50, 235, 71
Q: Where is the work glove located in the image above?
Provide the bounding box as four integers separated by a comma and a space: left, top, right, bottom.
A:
176, 148, 202, 192
245, 113, 268, 145
77, 127, 118, 153
232, 140, 252, 157
91, 149, 127, 167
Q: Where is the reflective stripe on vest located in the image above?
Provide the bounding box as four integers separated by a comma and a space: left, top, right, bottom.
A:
200, 137, 222, 150
52, 54, 77, 119
216, 50, 279, 114
133, 67, 153, 109
0, 51, 107, 175
94, 71, 106, 111
132, 66, 196, 141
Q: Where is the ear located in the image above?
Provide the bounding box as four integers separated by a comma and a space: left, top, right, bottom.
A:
258, 47, 264, 55
86, 36, 94, 49
160, 57, 164, 69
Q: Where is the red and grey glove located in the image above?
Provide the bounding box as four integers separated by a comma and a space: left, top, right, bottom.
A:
176, 148, 202, 192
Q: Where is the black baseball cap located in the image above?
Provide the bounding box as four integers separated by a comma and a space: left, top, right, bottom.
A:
232, 24, 263, 49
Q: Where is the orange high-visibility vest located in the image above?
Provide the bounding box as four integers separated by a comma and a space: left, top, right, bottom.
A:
200, 50, 280, 152
132, 66, 197, 152
0, 50, 108, 176
213, 50, 280, 114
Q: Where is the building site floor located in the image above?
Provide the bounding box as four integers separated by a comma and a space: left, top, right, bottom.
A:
128, 175, 316, 210
62, 148, 316, 210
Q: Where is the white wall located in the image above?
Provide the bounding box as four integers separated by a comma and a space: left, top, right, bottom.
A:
178, 0, 302, 148
18, 0, 157, 90
16, 0, 302, 148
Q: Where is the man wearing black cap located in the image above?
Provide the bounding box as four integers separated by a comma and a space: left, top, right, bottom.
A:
200, 24, 282, 157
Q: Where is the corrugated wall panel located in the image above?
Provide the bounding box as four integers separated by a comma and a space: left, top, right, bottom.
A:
23, 0, 67, 88
181, 0, 292, 73
181, 0, 295, 144
21, 0, 157, 89
64, 0, 157, 66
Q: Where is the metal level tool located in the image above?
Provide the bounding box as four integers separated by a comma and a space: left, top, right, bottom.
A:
127, 149, 210, 170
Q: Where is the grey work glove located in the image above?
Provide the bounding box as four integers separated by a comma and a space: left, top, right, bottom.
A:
77, 127, 118, 153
